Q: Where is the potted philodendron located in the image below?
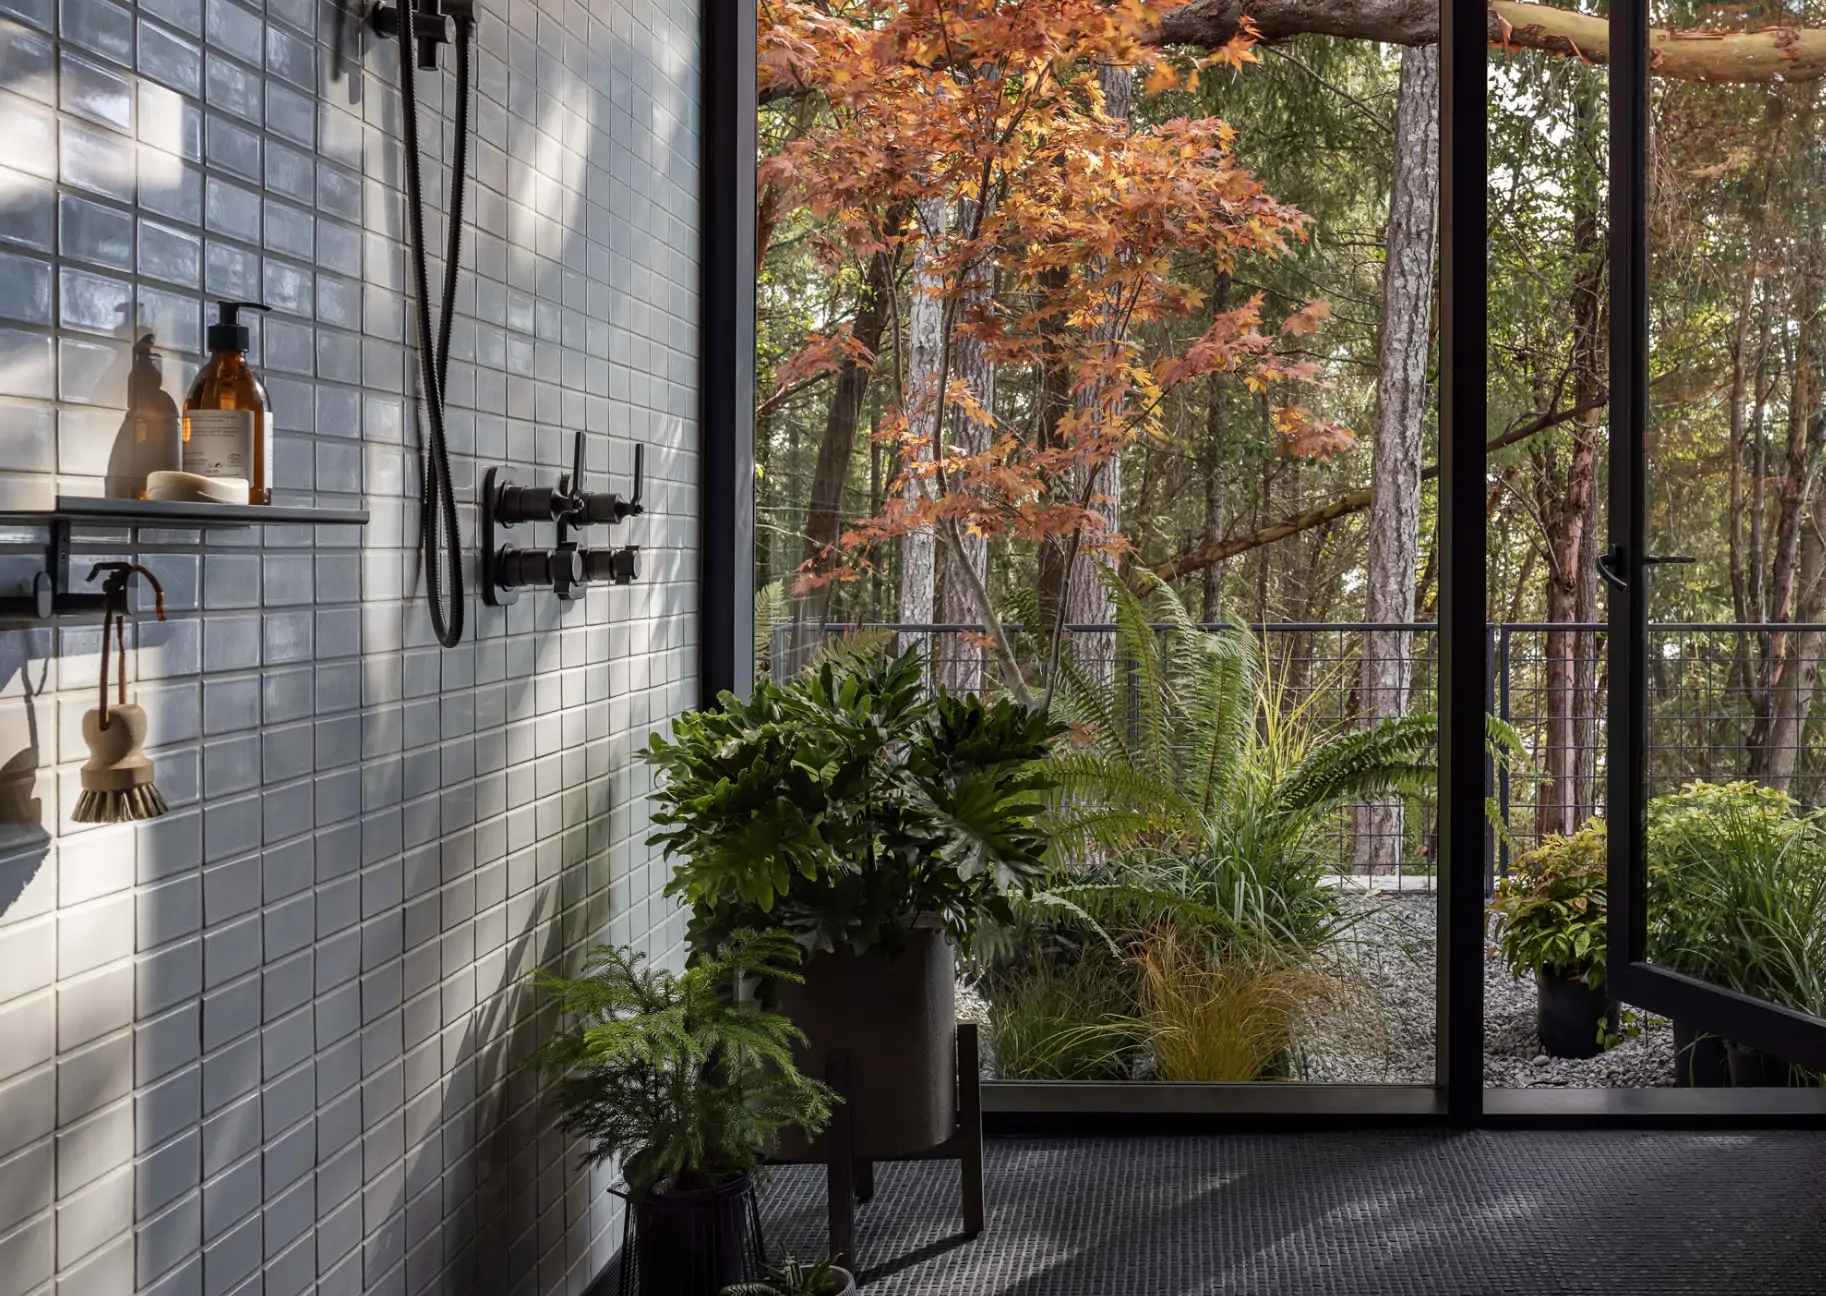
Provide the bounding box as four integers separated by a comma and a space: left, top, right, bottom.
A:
1492, 820, 1615, 1060
648, 646, 1062, 1158
1648, 782, 1826, 1087
723, 1250, 856, 1296
528, 931, 835, 1296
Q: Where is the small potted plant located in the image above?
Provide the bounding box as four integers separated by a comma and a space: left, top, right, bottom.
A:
648, 646, 1061, 1158
723, 1249, 856, 1296
1492, 819, 1614, 1059
528, 930, 835, 1296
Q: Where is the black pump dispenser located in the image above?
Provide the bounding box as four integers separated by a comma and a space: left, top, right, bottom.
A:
206, 301, 268, 354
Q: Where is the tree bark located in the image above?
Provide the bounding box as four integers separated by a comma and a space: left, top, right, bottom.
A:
1756, 289, 1826, 779
1200, 276, 1232, 623
1354, 43, 1439, 876
1060, 62, 1136, 642
938, 197, 995, 696
897, 198, 947, 643
791, 242, 897, 669
1154, 0, 1826, 84
1763, 495, 1826, 791
1535, 120, 1605, 841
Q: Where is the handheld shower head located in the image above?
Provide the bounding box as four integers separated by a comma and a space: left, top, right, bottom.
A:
371, 0, 478, 648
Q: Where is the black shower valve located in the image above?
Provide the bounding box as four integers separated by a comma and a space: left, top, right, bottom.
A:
492, 545, 584, 597
581, 546, 640, 587
491, 479, 572, 526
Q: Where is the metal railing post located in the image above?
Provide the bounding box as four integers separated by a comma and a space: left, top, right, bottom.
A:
1497, 623, 1513, 881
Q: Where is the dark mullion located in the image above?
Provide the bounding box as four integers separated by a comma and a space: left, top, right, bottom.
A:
1608, 0, 1650, 985
1437, 0, 1489, 1120
701, 3, 759, 704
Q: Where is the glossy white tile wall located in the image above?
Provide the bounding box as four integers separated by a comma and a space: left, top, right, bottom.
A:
0, 0, 701, 1291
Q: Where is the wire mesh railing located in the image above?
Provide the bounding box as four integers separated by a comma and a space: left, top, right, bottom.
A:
769, 620, 1826, 891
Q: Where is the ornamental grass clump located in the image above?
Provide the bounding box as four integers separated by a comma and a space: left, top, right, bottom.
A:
1647, 781, 1826, 1017
526, 929, 834, 1201
1130, 922, 1343, 1082
985, 952, 1140, 1081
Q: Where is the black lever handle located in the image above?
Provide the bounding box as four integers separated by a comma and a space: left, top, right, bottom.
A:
581, 443, 646, 526
1596, 545, 1628, 591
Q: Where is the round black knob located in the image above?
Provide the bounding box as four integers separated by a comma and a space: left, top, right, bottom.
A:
609, 546, 639, 585
496, 483, 563, 524
496, 548, 547, 588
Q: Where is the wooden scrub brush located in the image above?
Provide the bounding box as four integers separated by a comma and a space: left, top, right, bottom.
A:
73, 563, 168, 825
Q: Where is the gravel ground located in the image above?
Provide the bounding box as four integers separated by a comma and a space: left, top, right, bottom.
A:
1300, 890, 1675, 1088
968, 890, 1677, 1087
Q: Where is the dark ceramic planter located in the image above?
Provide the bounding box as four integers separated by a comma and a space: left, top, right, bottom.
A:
1671, 1021, 1731, 1088
775, 927, 956, 1160
1725, 1043, 1805, 1088
633, 1174, 760, 1296
1536, 971, 1614, 1059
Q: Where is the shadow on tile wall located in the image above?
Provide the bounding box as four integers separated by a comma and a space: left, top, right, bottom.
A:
0, 0, 701, 1291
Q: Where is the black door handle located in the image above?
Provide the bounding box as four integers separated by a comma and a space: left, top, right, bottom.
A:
1597, 546, 1629, 590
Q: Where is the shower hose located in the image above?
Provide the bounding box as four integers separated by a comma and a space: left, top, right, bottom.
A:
396, 2, 473, 648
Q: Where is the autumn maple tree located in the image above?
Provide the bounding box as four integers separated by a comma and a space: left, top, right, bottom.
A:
760, 0, 1346, 706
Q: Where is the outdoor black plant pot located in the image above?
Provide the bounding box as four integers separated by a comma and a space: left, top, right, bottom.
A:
775, 926, 956, 1160
1725, 1043, 1805, 1087
1671, 1021, 1731, 1088
631, 1174, 761, 1296
1536, 971, 1614, 1059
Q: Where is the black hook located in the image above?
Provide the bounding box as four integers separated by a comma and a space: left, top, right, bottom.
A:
87, 563, 168, 622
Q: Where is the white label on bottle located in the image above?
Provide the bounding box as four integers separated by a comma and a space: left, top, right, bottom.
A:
182, 409, 254, 478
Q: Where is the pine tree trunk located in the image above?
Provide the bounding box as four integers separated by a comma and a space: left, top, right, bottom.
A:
1353, 44, 1439, 876
1059, 63, 1135, 678
897, 199, 947, 650
791, 244, 896, 673
1764, 492, 1826, 791
1201, 275, 1230, 622
939, 197, 995, 696
1538, 78, 1605, 841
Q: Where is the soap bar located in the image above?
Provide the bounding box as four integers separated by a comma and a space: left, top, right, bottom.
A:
145, 471, 251, 505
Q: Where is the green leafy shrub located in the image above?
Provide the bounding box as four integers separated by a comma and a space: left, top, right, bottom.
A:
526, 930, 834, 1201
648, 647, 1064, 957
1647, 781, 1826, 1014
1491, 819, 1608, 987
986, 954, 1139, 1080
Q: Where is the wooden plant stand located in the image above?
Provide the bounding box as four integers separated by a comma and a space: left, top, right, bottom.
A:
771, 1023, 985, 1278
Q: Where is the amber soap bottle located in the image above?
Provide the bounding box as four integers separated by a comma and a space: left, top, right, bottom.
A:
183, 301, 274, 503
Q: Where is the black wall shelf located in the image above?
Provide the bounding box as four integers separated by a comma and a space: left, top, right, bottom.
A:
0, 497, 369, 619
0, 497, 369, 529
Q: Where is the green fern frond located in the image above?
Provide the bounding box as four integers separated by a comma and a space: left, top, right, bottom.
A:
1271, 714, 1440, 817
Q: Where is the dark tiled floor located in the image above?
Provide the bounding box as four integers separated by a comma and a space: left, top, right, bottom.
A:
759, 1132, 1826, 1293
